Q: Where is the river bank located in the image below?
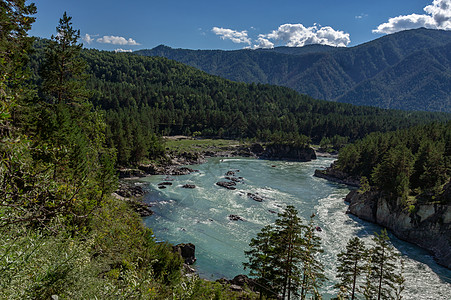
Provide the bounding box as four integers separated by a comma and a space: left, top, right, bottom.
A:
314, 166, 451, 270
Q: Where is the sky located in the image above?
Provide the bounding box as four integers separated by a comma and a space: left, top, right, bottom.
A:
29, 0, 451, 52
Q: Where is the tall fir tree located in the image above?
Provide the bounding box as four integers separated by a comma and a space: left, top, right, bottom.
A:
362, 229, 404, 300
244, 206, 326, 300
273, 206, 307, 300
40, 11, 88, 104
299, 214, 326, 299
335, 237, 367, 300
243, 225, 280, 300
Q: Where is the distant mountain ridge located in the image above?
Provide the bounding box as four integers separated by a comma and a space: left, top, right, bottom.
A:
135, 28, 451, 112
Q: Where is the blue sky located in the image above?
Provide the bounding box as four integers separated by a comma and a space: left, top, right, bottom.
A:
29, 0, 451, 51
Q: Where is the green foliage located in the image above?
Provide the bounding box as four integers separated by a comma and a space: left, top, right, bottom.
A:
335, 237, 367, 300
244, 206, 326, 300
362, 230, 405, 300
337, 122, 451, 203
335, 233, 404, 300
40, 12, 89, 104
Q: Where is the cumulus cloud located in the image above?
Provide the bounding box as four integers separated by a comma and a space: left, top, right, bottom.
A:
211, 27, 251, 44
83, 33, 96, 44
373, 0, 451, 34
96, 35, 141, 45
259, 23, 350, 48
253, 37, 275, 49
114, 48, 133, 53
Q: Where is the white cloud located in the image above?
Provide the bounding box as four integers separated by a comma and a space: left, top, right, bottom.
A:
114, 48, 133, 53
211, 27, 251, 44
83, 33, 96, 44
373, 0, 451, 34
258, 23, 350, 48
96, 35, 141, 46
253, 37, 274, 49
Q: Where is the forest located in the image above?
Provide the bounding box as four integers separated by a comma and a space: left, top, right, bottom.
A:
30, 39, 451, 165
136, 28, 451, 112
336, 121, 451, 204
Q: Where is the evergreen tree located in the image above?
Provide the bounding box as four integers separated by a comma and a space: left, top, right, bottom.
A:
244, 206, 326, 300
299, 214, 326, 299
273, 206, 307, 300
362, 229, 404, 300
31, 12, 116, 229
40, 11, 88, 104
335, 237, 367, 299
243, 225, 279, 299
0, 0, 36, 128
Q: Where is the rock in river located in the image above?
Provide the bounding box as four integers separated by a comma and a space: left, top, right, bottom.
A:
216, 181, 237, 190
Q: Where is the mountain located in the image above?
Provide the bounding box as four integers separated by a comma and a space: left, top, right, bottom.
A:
135, 28, 451, 112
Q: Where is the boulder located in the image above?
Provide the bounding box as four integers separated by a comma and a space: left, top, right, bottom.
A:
116, 182, 145, 198
247, 192, 263, 202
229, 214, 245, 221
216, 181, 237, 190
250, 143, 264, 155
182, 184, 196, 189
173, 243, 196, 265
171, 167, 198, 175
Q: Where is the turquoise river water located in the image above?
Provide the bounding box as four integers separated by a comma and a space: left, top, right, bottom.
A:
141, 157, 451, 299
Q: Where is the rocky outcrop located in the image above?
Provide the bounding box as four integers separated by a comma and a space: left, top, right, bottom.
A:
314, 165, 360, 187
216, 274, 257, 292
173, 243, 196, 265
346, 190, 451, 269
260, 143, 316, 162
247, 192, 263, 202
118, 168, 146, 178
113, 182, 153, 217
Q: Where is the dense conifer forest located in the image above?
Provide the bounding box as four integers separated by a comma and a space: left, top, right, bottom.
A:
30, 40, 451, 165
336, 121, 451, 204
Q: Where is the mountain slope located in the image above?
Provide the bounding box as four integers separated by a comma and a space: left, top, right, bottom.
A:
337, 42, 451, 111
135, 28, 451, 112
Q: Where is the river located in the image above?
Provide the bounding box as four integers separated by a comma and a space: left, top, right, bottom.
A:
141, 157, 451, 299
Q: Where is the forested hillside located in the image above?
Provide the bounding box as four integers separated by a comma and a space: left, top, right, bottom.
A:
336, 121, 451, 203
78, 48, 450, 165
136, 28, 451, 112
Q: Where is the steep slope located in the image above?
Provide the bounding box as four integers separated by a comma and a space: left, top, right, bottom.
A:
337, 42, 451, 111
135, 28, 451, 112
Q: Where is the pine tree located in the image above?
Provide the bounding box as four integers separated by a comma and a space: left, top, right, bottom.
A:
273, 206, 307, 300
40, 11, 88, 104
243, 225, 280, 299
0, 0, 36, 128
362, 229, 404, 300
299, 214, 326, 299
244, 206, 326, 300
335, 237, 367, 299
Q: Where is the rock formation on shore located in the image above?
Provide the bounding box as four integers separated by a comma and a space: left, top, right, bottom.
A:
345, 189, 451, 269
